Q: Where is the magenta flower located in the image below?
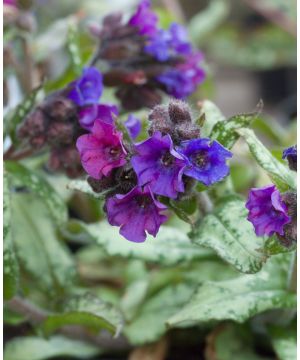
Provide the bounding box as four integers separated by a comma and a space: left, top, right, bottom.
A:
128, 0, 158, 37
157, 52, 205, 98
78, 104, 118, 131
106, 185, 168, 242
125, 114, 141, 139
245, 185, 291, 237
76, 119, 127, 179
131, 131, 186, 199
67, 67, 103, 107
4, 0, 17, 6
178, 138, 232, 186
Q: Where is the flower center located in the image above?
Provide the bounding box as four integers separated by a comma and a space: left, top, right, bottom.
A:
192, 151, 208, 168
136, 195, 152, 209
161, 152, 174, 167
108, 146, 122, 160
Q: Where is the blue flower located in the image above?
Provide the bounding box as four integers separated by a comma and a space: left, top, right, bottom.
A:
157, 52, 205, 98
177, 138, 232, 185
67, 67, 103, 107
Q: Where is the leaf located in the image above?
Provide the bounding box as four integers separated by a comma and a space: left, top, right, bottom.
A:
261, 236, 296, 256
167, 254, 296, 327
67, 21, 83, 75
6, 161, 68, 225
4, 84, 43, 142
63, 220, 214, 266
198, 100, 225, 137
4, 335, 101, 360
125, 284, 195, 345
237, 128, 297, 191
3, 172, 19, 300
43, 293, 123, 336
269, 322, 296, 360
189, 0, 230, 44
11, 193, 75, 294
67, 179, 111, 199
190, 196, 267, 274
210, 104, 262, 149
206, 323, 264, 360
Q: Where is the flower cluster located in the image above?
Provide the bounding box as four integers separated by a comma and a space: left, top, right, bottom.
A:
91, 0, 205, 110
77, 100, 232, 242
246, 147, 297, 246
17, 67, 117, 178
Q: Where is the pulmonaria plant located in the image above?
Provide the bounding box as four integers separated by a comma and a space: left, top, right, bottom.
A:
90, 0, 205, 110
77, 100, 232, 242
17, 67, 117, 177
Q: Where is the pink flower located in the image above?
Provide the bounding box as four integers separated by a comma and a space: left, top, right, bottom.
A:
76, 119, 127, 179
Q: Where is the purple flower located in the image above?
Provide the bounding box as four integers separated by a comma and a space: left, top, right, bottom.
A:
78, 104, 118, 131
125, 114, 142, 139
283, 145, 297, 171
128, 0, 158, 37
177, 138, 232, 186
76, 119, 127, 179
169, 23, 192, 55
106, 185, 168, 242
144, 23, 192, 62
131, 131, 186, 199
144, 29, 172, 61
245, 185, 291, 237
157, 52, 205, 98
67, 67, 103, 107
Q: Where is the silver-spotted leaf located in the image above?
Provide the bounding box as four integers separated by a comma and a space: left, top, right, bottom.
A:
43, 293, 123, 335
4, 335, 101, 360
237, 128, 296, 191
6, 161, 67, 225
167, 254, 296, 327
191, 197, 267, 273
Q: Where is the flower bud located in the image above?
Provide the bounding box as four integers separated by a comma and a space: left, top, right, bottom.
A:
40, 96, 77, 122
277, 191, 297, 247
48, 146, 83, 179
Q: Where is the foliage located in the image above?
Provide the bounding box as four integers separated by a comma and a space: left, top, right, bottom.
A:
3, 0, 296, 359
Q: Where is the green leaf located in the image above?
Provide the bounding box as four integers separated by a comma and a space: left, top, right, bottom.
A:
11, 193, 75, 294
198, 100, 225, 137
125, 284, 195, 345
190, 196, 267, 274
67, 179, 112, 199
269, 322, 296, 360
237, 128, 297, 191
5, 84, 43, 142
67, 21, 83, 75
261, 236, 296, 256
210, 105, 261, 149
4, 335, 101, 360
6, 161, 68, 225
167, 254, 296, 327
43, 293, 123, 335
3, 172, 19, 300
208, 323, 264, 360
64, 220, 214, 266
